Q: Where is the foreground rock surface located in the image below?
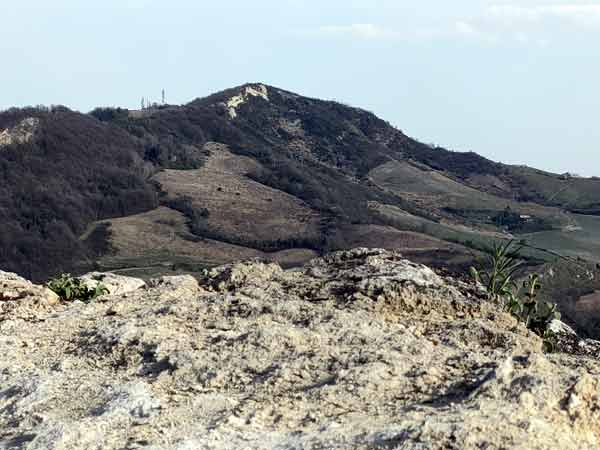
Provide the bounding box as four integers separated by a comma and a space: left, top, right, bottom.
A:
1, 248, 600, 449
0, 270, 59, 320
79, 272, 147, 296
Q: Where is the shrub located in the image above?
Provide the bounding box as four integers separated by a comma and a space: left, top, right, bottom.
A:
470, 240, 560, 341
89, 107, 129, 122
506, 274, 560, 336
47, 274, 108, 302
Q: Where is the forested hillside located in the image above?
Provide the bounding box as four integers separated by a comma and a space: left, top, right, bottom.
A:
0, 107, 157, 280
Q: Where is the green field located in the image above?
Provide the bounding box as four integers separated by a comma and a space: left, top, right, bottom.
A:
369, 160, 571, 229
369, 202, 554, 261
521, 214, 600, 262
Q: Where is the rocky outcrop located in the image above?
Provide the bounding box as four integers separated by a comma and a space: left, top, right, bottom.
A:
79, 272, 146, 296
0, 117, 39, 148
225, 84, 269, 119
548, 319, 600, 357
0, 270, 59, 320
1, 249, 600, 449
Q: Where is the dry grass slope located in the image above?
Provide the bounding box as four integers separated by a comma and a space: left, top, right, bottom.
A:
153, 143, 323, 244
84, 206, 319, 277
369, 159, 571, 228
335, 224, 480, 272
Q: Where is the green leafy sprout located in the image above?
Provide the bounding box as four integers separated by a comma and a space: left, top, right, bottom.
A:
47, 273, 108, 303
470, 240, 524, 301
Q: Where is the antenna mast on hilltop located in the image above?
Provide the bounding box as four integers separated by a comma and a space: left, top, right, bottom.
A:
162, 89, 165, 105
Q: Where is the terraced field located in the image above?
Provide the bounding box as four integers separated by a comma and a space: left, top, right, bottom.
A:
510, 167, 600, 211
336, 224, 459, 251
368, 202, 501, 248
81, 153, 600, 279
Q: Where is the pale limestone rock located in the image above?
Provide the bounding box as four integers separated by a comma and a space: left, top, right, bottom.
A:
549, 319, 577, 336
0, 117, 39, 148
79, 272, 146, 296
0, 270, 59, 304
1, 249, 600, 449
226, 84, 269, 119
0, 270, 59, 320
147, 274, 203, 300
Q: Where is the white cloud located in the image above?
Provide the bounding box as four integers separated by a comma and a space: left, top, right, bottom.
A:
454, 21, 479, 36
314, 3, 600, 46
487, 4, 600, 23
457, 3, 600, 44
317, 24, 403, 40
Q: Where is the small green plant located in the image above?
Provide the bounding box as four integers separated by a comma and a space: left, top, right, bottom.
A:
470, 241, 560, 342
512, 274, 560, 335
470, 240, 524, 300
47, 274, 108, 303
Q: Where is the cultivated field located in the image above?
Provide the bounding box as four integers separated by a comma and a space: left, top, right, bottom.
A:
336, 224, 458, 251
368, 202, 500, 248
523, 214, 600, 262
510, 167, 600, 211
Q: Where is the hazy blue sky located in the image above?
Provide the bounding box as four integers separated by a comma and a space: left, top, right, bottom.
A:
2, 0, 599, 175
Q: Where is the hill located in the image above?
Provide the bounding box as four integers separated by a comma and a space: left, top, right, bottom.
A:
2, 83, 600, 336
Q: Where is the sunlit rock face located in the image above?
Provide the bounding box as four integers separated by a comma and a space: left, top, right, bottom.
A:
225, 84, 269, 119
0, 117, 39, 147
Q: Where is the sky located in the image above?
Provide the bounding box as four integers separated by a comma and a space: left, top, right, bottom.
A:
1, 0, 599, 175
